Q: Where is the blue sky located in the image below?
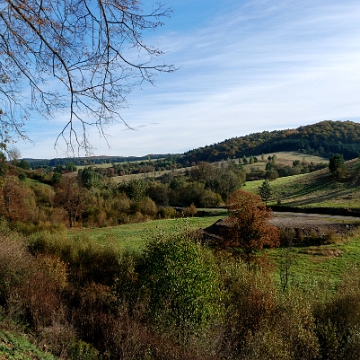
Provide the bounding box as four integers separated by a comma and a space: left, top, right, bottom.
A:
17, 0, 360, 159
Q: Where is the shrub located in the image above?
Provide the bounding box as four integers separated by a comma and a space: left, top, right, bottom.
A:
218, 258, 320, 359
18, 263, 65, 330
18, 173, 26, 181
140, 196, 158, 218
158, 206, 177, 219
138, 234, 222, 344
199, 190, 222, 208
329, 154, 346, 180
183, 203, 197, 217
0, 233, 31, 307
27, 232, 121, 287
315, 269, 360, 359
219, 259, 277, 356
67, 340, 99, 360
258, 179, 272, 203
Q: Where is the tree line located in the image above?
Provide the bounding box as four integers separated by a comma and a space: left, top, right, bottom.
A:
0, 157, 247, 230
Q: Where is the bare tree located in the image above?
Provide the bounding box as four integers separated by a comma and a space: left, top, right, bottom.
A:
0, 0, 174, 154
7, 146, 21, 163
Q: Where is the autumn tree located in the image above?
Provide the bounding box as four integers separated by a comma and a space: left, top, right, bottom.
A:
224, 190, 280, 260
190, 161, 214, 182
54, 177, 88, 227
119, 178, 147, 202
0, 0, 174, 153
0, 176, 37, 223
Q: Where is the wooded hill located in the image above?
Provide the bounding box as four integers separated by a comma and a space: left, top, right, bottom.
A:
24, 120, 360, 169
181, 120, 360, 165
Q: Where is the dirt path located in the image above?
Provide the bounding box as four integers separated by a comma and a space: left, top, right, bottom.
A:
271, 212, 360, 233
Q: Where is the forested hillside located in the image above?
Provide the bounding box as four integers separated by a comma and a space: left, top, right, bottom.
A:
181, 120, 360, 165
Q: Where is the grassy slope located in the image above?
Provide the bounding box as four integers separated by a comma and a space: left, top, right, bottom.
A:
0, 330, 56, 360
241, 151, 327, 172
245, 158, 360, 209
243, 158, 360, 288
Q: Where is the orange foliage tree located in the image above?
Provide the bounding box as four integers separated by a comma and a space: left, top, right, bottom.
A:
224, 190, 280, 259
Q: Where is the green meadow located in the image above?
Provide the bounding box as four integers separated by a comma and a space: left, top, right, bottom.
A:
68, 215, 225, 252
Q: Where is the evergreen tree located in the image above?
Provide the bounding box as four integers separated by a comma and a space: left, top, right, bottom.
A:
258, 179, 272, 203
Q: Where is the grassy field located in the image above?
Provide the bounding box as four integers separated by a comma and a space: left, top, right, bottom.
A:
69, 215, 225, 252
111, 167, 188, 183
268, 231, 360, 291
258, 151, 327, 165
241, 151, 327, 172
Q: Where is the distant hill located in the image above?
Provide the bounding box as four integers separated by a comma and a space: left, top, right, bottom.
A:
24, 120, 360, 168
180, 120, 360, 165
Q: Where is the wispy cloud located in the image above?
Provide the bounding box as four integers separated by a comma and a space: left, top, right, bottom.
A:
17, 0, 360, 158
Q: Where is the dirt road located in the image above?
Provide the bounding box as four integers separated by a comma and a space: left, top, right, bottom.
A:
271, 212, 360, 233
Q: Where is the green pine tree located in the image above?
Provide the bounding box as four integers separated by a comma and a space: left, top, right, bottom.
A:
258, 179, 272, 203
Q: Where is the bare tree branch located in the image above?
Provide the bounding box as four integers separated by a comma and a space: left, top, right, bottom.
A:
0, 0, 175, 155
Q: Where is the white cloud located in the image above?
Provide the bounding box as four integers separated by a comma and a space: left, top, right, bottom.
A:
17, 0, 360, 158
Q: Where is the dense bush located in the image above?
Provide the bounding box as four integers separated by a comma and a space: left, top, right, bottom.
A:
138, 234, 222, 345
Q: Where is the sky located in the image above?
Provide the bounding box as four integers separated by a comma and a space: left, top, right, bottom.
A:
16, 0, 360, 159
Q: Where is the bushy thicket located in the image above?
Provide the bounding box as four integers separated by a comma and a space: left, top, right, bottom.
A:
0, 159, 247, 231
0, 223, 360, 359
0, 155, 331, 232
